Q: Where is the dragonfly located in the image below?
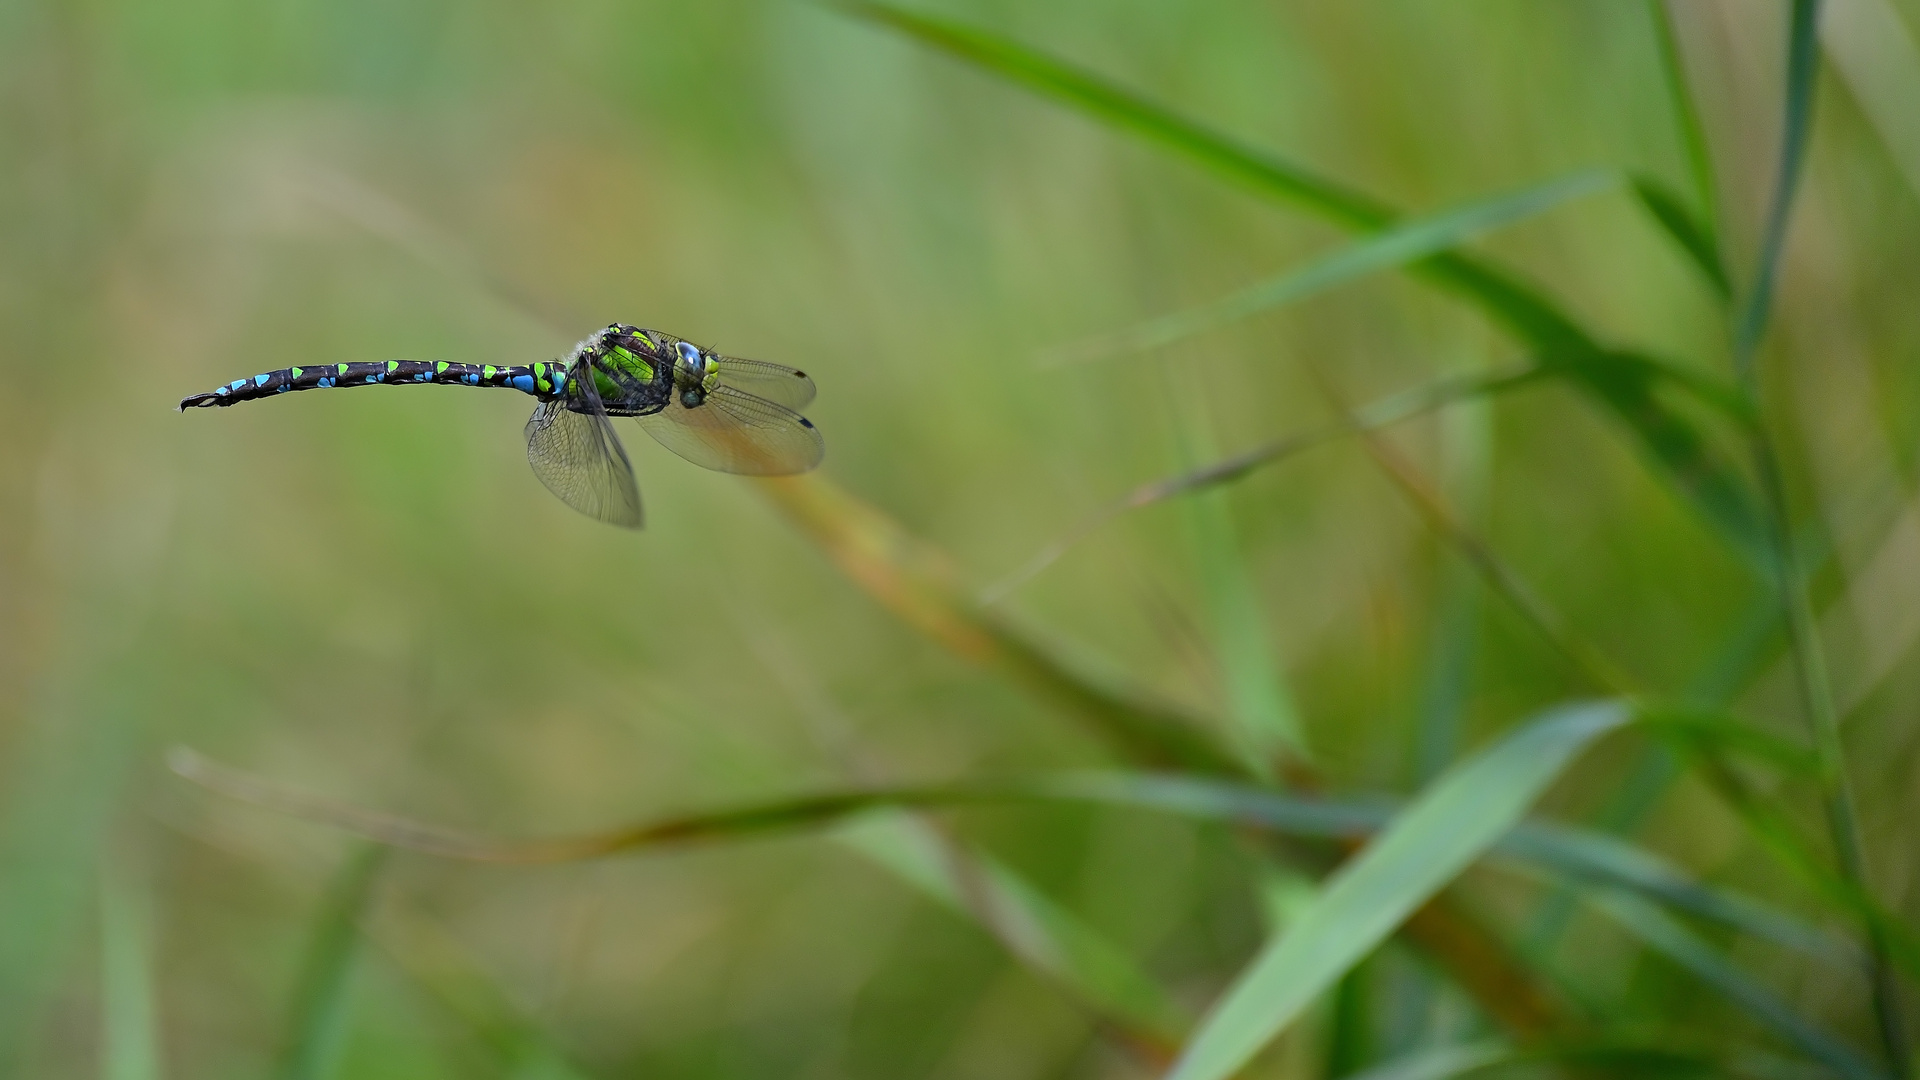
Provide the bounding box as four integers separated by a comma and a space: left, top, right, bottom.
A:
179, 324, 822, 528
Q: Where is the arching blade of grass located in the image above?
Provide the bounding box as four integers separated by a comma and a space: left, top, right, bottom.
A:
1590, 890, 1887, 1080
1161, 701, 1630, 1080
981, 362, 1543, 603
1041, 171, 1617, 367
99, 865, 160, 1080
836, 810, 1187, 1048
173, 743, 1849, 966
753, 475, 1247, 776
280, 845, 386, 1080
1642, 0, 1728, 299
1631, 176, 1730, 299
836, 2, 1770, 563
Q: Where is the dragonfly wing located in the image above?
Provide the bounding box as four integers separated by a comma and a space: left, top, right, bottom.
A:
525, 396, 645, 528
712, 356, 817, 411
635, 385, 824, 476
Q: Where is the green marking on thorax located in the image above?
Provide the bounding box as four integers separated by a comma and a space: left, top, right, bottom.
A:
606, 345, 654, 384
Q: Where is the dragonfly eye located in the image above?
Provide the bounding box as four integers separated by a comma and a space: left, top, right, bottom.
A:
675, 341, 702, 368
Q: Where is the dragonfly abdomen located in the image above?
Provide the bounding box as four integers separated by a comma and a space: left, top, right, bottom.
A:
179, 360, 569, 409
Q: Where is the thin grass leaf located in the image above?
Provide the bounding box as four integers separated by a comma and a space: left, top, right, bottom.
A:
837, 810, 1187, 1046
175, 746, 1849, 967
281, 845, 385, 1080
1636, 708, 1820, 775
1733, 1, 1910, 1066
99, 866, 160, 1080
1735, 0, 1824, 371
1645, 0, 1726, 290
752, 475, 1248, 775
1632, 175, 1731, 298
171, 747, 969, 863
1164, 375, 1306, 770
1042, 171, 1618, 366
1163, 701, 1632, 1080
1591, 890, 1887, 1080
839, 1, 1772, 562
831, 0, 1390, 227
980, 363, 1543, 603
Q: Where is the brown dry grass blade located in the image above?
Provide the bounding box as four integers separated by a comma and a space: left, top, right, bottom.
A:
752, 474, 1247, 774
169, 748, 969, 864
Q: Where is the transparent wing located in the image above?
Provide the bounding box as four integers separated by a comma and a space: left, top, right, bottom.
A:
712, 356, 816, 411
524, 378, 645, 528
635, 385, 824, 476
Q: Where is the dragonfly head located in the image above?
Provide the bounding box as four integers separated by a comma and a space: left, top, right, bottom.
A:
672, 340, 720, 408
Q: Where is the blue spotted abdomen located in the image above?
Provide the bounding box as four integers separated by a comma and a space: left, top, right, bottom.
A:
179, 360, 568, 409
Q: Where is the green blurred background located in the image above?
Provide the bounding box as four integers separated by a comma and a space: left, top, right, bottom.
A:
4, 0, 1920, 1076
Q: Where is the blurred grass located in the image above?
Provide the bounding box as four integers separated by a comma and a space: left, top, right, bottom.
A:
3, 0, 1920, 1076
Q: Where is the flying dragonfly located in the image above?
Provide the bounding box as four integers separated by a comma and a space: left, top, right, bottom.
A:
179, 324, 823, 528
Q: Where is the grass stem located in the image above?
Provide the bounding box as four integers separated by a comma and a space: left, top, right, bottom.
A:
1732, 1, 1909, 1070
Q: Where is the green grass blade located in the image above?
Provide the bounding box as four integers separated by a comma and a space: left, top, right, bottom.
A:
1591, 890, 1886, 1080
1734, 0, 1822, 372
1631, 175, 1731, 299
1732, 0, 1909, 1067
1045, 172, 1617, 365
281, 845, 386, 1080
840, 2, 1771, 561
1163, 701, 1632, 1080
836, 810, 1188, 1044
1185, 484, 1304, 771
1164, 375, 1306, 770
99, 866, 160, 1080
830, 0, 1390, 228
1646, 0, 1723, 262
1498, 821, 1854, 965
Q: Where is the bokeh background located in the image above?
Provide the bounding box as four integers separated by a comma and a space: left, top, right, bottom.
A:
4, 0, 1919, 1076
